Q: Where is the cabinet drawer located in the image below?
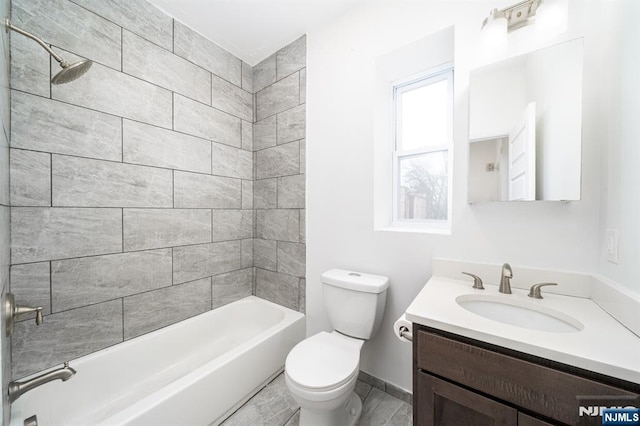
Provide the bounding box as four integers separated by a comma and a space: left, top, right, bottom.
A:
416, 330, 639, 425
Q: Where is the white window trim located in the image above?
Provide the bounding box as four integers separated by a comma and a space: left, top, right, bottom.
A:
388, 65, 454, 232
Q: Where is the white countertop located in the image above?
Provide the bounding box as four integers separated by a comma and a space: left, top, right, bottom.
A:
406, 277, 640, 384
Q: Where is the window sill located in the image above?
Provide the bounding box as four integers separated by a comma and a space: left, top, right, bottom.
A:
375, 223, 451, 235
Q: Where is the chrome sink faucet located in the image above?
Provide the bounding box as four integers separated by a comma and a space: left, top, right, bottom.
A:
499, 263, 513, 294
9, 362, 76, 403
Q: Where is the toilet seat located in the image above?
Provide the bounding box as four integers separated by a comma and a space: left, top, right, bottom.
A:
285, 332, 362, 392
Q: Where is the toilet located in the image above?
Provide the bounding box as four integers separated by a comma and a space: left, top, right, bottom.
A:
285, 269, 389, 425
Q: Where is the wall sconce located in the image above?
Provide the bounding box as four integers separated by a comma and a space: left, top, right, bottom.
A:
481, 0, 568, 47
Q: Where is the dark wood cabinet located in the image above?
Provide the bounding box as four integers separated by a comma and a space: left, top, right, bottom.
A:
417, 371, 517, 426
413, 325, 640, 426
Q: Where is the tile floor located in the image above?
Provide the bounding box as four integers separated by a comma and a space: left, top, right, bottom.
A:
220, 373, 412, 425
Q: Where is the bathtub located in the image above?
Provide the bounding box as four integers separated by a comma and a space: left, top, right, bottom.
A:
10, 296, 305, 426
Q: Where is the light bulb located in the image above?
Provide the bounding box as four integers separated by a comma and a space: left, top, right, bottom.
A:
481, 9, 508, 57
536, 0, 568, 39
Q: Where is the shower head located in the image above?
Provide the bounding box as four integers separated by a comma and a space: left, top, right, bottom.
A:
52, 59, 93, 85
4, 18, 93, 84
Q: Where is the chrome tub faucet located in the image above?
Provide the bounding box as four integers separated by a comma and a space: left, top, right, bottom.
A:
499, 263, 513, 294
9, 362, 76, 403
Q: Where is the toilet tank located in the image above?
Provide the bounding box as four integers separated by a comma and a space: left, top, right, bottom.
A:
321, 269, 389, 340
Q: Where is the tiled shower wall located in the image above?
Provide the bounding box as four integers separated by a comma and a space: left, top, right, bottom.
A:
253, 38, 307, 312
8, 0, 305, 379
1, 0, 11, 420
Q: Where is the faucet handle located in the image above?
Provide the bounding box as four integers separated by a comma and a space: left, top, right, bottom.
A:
14, 304, 44, 325
528, 283, 558, 299
461, 272, 484, 290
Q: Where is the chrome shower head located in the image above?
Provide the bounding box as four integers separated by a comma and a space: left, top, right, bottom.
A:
52, 59, 93, 85
4, 18, 92, 85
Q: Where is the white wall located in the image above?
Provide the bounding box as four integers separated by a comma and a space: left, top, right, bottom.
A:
598, 0, 640, 292
307, 0, 607, 392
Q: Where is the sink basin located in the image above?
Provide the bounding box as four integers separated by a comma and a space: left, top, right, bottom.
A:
456, 294, 584, 333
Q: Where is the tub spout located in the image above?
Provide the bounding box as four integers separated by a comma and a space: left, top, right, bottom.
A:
9, 362, 76, 403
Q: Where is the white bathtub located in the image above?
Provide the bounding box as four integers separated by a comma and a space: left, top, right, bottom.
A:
10, 296, 305, 426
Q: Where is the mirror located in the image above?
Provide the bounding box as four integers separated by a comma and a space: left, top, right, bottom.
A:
468, 38, 583, 202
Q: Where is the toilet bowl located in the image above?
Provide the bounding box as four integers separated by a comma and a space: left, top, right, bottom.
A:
285, 269, 389, 426
285, 331, 364, 425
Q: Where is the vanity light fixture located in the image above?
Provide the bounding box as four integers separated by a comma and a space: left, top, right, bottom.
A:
481, 0, 542, 34
480, 0, 568, 40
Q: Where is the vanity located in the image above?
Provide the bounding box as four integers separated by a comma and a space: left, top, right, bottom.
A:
406, 261, 640, 426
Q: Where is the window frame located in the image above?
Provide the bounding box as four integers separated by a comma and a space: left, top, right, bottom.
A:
390, 65, 454, 231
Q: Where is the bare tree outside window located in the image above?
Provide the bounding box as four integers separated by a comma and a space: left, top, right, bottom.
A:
398, 152, 448, 220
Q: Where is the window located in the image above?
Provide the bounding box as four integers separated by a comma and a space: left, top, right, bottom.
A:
392, 68, 453, 229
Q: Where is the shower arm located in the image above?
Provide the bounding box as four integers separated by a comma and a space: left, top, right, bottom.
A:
4, 18, 68, 66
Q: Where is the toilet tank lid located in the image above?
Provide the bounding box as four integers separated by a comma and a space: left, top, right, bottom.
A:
321, 269, 389, 293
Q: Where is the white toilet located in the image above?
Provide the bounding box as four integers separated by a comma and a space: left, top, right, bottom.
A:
285, 269, 389, 426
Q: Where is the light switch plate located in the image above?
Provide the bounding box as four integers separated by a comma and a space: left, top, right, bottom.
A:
605, 228, 619, 264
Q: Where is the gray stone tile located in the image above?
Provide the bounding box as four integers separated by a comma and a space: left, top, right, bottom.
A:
174, 94, 241, 147
123, 209, 211, 251
52, 56, 172, 129
255, 268, 299, 310
241, 239, 253, 269
10, 149, 51, 206
11, 90, 122, 162
123, 120, 211, 174
241, 120, 253, 152
174, 171, 241, 209
254, 179, 277, 209
13, 0, 121, 70
213, 210, 253, 241
298, 278, 305, 314
51, 249, 172, 312
241, 61, 253, 93
359, 371, 387, 392
70, 0, 173, 50
212, 142, 253, 180
11, 207, 122, 264
172, 241, 241, 284
0, 143, 6, 207
284, 410, 300, 426
256, 209, 300, 243
252, 54, 276, 94
256, 73, 300, 121
242, 180, 253, 209
277, 36, 306, 80
360, 387, 412, 426
300, 68, 306, 104
12, 300, 122, 378
277, 105, 306, 145
355, 379, 373, 402
173, 21, 241, 87
277, 242, 305, 278
386, 382, 413, 406
221, 373, 299, 426
124, 278, 211, 340
212, 268, 252, 308
254, 239, 277, 271
212, 73, 252, 121
254, 116, 277, 151
10, 34, 49, 98
300, 139, 306, 174
123, 30, 211, 105
10, 262, 51, 316
52, 155, 173, 207
256, 142, 300, 179
278, 175, 305, 209
300, 209, 306, 244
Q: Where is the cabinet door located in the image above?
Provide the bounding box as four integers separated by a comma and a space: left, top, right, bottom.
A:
518, 413, 555, 426
416, 372, 518, 426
